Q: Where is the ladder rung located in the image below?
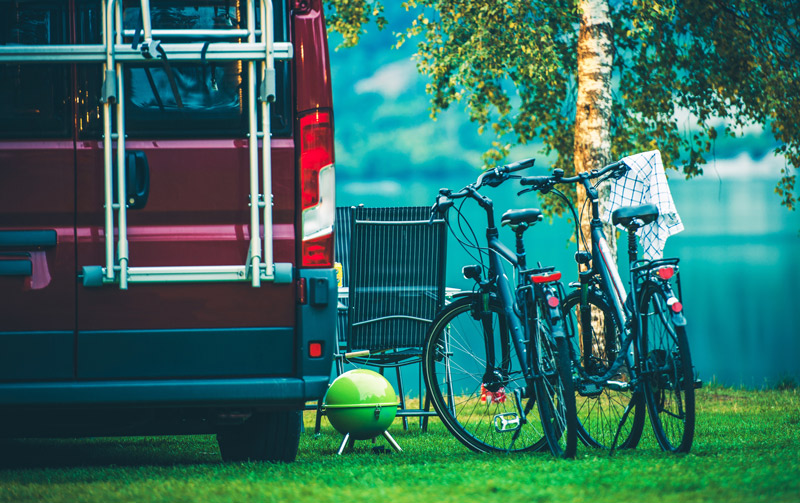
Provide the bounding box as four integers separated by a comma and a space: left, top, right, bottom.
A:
122, 29, 259, 39
0, 45, 107, 63
125, 265, 288, 284
116, 42, 293, 62
0, 42, 293, 64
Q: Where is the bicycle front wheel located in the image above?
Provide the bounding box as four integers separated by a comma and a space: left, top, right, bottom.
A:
562, 289, 645, 449
639, 282, 696, 453
422, 296, 547, 453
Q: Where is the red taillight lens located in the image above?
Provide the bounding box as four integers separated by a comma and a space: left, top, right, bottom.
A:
300, 111, 334, 211
670, 301, 683, 313
657, 267, 674, 280
302, 233, 334, 268
300, 110, 335, 268
547, 296, 560, 308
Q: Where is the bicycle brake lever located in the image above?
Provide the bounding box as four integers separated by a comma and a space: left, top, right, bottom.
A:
517, 187, 535, 196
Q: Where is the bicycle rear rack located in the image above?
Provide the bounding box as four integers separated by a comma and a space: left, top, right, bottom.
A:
0, 0, 294, 289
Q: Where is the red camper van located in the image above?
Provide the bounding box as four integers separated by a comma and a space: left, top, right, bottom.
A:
0, 0, 336, 462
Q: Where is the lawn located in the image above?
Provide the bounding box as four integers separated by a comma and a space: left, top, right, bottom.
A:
1, 387, 798, 503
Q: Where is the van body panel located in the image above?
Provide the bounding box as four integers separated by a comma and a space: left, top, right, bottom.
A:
293, 7, 334, 113
0, 332, 74, 381
76, 328, 294, 379
0, 142, 76, 335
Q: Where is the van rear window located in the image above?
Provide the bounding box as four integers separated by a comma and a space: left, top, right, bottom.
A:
77, 0, 292, 139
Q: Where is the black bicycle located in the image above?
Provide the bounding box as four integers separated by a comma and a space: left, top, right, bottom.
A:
422, 159, 577, 458
519, 161, 696, 453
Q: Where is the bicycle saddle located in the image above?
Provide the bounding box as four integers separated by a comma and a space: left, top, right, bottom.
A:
611, 203, 659, 229
501, 208, 542, 227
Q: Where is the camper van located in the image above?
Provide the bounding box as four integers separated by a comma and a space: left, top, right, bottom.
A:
0, 0, 336, 462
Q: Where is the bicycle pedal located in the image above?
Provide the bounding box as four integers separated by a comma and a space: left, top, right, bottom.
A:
493, 412, 521, 433
578, 382, 603, 398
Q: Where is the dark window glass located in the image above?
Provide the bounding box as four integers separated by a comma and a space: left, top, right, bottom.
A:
0, 1, 69, 138
77, 0, 291, 139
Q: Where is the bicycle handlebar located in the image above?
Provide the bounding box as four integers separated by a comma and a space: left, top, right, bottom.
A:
430, 158, 537, 222
519, 160, 627, 191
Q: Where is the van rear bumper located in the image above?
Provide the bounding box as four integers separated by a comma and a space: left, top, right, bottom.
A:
0, 376, 329, 408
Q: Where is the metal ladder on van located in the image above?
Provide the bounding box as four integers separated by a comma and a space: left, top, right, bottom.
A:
0, 0, 293, 289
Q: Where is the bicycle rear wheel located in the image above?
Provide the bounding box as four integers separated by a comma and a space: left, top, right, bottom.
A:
639, 282, 695, 453
562, 289, 645, 449
422, 296, 547, 453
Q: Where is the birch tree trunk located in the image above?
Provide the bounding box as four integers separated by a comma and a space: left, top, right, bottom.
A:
574, 0, 614, 260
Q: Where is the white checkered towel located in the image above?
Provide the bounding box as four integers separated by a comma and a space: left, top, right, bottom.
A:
602, 150, 683, 260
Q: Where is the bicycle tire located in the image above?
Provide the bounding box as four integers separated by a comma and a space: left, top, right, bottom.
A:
639, 281, 696, 453
562, 289, 646, 450
532, 303, 578, 458
422, 296, 548, 453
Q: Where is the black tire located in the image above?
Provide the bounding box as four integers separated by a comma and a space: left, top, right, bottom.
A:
422, 296, 548, 453
639, 282, 695, 453
217, 409, 302, 462
562, 289, 645, 449
532, 314, 578, 459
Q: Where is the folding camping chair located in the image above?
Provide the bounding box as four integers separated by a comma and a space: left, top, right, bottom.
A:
313, 205, 448, 435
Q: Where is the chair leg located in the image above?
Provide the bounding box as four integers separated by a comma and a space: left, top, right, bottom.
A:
422, 386, 431, 433
313, 400, 324, 436
395, 366, 409, 431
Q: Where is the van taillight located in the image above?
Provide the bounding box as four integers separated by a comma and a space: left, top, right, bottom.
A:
300, 110, 335, 267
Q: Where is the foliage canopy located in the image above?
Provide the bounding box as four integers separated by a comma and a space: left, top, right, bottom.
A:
324, 0, 800, 211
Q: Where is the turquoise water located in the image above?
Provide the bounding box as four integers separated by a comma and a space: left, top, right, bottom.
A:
337, 164, 800, 389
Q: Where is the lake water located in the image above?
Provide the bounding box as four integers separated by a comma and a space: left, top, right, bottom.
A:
337, 155, 800, 389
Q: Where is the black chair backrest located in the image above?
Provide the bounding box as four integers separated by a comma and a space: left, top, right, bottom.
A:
346, 206, 447, 352
334, 206, 354, 345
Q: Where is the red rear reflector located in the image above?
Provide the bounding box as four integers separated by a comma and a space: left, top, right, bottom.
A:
657, 267, 674, 280
531, 271, 562, 284
547, 296, 560, 308
671, 301, 683, 313
309, 342, 323, 358
302, 233, 334, 268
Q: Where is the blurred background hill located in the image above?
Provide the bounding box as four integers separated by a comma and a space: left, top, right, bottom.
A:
326, 5, 800, 388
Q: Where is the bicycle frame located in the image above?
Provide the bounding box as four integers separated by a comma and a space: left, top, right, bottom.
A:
576, 176, 643, 382
461, 185, 563, 384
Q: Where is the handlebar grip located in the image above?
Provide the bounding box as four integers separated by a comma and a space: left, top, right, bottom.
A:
501, 158, 536, 173
519, 175, 551, 186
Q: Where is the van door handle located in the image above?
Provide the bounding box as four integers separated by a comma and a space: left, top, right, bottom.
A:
126, 150, 150, 210
114, 150, 150, 210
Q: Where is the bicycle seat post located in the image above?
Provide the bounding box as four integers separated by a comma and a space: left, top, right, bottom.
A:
514, 224, 529, 270
627, 220, 641, 265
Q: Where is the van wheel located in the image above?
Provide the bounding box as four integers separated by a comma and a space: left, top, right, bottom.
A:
217, 409, 301, 463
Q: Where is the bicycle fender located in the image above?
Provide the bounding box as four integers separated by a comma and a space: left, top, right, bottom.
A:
551, 322, 567, 341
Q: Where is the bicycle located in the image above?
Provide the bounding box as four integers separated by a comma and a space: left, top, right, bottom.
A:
422, 159, 577, 458
518, 161, 696, 453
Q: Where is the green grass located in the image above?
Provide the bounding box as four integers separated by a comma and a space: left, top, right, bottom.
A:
1, 387, 798, 503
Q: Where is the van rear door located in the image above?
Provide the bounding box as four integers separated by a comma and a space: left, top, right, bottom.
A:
73, 1, 299, 383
